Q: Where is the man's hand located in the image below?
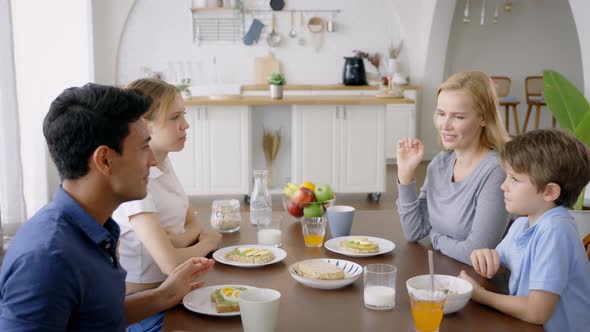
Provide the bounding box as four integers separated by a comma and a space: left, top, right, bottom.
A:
396, 139, 424, 184
157, 257, 215, 307
470, 249, 500, 279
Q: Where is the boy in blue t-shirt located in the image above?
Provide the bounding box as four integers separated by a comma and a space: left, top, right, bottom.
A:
459, 129, 590, 332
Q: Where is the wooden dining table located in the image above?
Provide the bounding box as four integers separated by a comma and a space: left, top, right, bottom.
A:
163, 210, 544, 332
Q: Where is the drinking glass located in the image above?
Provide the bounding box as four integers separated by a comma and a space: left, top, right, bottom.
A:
257, 213, 282, 247
409, 289, 447, 332
301, 217, 327, 248
363, 264, 396, 310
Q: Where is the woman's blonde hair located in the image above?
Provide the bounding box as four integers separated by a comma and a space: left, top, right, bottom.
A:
126, 78, 179, 122
436, 71, 509, 153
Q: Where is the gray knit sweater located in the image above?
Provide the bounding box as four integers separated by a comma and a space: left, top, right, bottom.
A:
396, 150, 510, 265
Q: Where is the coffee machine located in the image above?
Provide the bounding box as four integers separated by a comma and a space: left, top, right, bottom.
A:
342, 56, 368, 86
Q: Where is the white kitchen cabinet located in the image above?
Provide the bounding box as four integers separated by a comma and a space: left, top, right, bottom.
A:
169, 105, 251, 195
385, 103, 416, 160
292, 105, 386, 194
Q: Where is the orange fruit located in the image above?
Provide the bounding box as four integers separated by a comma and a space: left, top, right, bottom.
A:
300, 181, 315, 192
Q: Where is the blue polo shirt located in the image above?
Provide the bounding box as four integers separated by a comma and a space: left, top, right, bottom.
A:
496, 206, 590, 332
0, 187, 127, 331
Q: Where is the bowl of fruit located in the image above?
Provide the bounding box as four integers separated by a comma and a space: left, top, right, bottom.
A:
282, 181, 335, 221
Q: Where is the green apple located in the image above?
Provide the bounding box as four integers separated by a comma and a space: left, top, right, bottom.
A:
314, 184, 334, 202
303, 203, 324, 217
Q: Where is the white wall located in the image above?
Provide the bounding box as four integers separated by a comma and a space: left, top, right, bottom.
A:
115, 0, 403, 85
570, 0, 590, 98
12, 0, 94, 217
92, 0, 135, 85
446, 0, 582, 135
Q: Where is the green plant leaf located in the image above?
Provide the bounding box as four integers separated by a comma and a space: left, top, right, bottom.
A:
573, 188, 585, 210
573, 113, 590, 147
543, 70, 590, 132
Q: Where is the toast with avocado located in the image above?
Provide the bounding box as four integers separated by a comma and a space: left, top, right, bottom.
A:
339, 237, 379, 254
210, 287, 246, 313
225, 247, 275, 264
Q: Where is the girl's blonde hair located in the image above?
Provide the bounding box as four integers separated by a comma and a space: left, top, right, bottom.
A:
436, 71, 509, 153
126, 78, 179, 122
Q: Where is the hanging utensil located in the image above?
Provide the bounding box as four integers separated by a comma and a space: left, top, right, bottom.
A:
307, 16, 324, 51
243, 18, 264, 46
288, 11, 297, 38
297, 12, 306, 46
327, 13, 336, 33
269, 0, 284, 11
266, 14, 282, 48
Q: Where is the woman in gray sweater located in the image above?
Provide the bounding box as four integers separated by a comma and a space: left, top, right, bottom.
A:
396, 71, 511, 265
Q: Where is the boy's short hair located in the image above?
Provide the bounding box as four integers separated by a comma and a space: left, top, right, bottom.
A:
43, 83, 151, 180
501, 129, 590, 207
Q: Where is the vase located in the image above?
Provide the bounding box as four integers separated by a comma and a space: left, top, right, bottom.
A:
270, 85, 283, 99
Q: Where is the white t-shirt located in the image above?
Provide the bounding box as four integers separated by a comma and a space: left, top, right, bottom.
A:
112, 158, 189, 283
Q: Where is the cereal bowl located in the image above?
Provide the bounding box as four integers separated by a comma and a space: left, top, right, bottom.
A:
406, 274, 473, 314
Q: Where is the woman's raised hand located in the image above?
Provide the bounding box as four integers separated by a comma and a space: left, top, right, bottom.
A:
396, 139, 424, 184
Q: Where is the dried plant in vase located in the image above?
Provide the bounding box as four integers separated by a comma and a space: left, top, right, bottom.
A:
262, 128, 282, 188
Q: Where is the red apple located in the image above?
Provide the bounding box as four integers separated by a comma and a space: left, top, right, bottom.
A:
291, 188, 315, 207
287, 201, 304, 218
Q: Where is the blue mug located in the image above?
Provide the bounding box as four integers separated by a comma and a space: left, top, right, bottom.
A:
327, 206, 355, 237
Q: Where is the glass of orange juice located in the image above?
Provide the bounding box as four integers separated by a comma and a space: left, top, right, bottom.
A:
301, 217, 327, 247
409, 289, 447, 332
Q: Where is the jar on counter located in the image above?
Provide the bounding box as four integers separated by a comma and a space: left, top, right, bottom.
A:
211, 199, 241, 233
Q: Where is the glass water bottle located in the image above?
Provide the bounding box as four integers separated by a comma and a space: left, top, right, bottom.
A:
249, 170, 272, 225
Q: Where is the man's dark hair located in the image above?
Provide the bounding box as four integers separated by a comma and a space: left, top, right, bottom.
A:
43, 83, 152, 180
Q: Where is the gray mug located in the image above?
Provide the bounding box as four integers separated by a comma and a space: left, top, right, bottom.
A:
327, 206, 355, 237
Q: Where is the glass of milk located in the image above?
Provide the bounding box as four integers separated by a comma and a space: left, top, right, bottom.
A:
363, 264, 397, 310
257, 213, 282, 247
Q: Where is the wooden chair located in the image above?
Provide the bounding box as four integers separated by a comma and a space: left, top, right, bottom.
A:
492, 76, 520, 135
522, 76, 556, 133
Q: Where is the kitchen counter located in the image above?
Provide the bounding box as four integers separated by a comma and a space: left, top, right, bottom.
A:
185, 95, 415, 106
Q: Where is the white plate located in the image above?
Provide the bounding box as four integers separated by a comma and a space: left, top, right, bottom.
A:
183, 285, 256, 316
212, 245, 287, 268
289, 259, 362, 290
324, 236, 396, 257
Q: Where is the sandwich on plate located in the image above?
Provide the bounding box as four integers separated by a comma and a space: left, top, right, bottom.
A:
339, 237, 379, 254
210, 286, 246, 313
225, 247, 275, 264
293, 259, 345, 280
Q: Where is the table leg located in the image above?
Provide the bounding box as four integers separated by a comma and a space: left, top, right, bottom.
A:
522, 104, 532, 133
504, 106, 510, 133
534, 105, 541, 129
511, 105, 520, 135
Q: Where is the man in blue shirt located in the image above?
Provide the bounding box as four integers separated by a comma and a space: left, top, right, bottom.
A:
460, 129, 590, 331
0, 84, 215, 331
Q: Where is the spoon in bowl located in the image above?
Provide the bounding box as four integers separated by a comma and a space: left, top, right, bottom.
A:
428, 250, 435, 292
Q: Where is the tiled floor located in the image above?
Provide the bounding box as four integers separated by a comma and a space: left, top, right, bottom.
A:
189, 162, 428, 213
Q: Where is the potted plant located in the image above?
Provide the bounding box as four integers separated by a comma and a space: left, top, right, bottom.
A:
543, 69, 590, 237
268, 72, 285, 99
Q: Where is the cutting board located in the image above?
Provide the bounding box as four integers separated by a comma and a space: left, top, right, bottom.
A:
254, 52, 280, 84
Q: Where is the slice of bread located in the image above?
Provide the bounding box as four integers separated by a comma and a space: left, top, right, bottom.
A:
340, 238, 379, 254
293, 260, 345, 280
225, 247, 275, 264
210, 287, 246, 313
